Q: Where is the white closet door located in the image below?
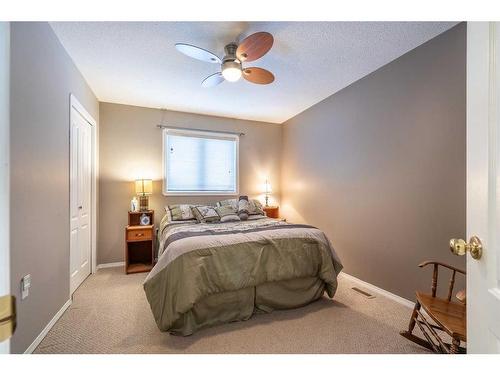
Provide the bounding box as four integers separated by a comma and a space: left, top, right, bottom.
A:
70, 105, 92, 294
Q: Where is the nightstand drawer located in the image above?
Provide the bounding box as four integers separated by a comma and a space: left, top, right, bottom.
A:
126, 226, 152, 241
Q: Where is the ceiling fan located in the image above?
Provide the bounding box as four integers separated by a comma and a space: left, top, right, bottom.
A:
175, 32, 275, 88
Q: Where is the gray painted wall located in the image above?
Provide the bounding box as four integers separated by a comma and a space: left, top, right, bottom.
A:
98, 102, 282, 264
281, 23, 466, 301
10, 22, 99, 353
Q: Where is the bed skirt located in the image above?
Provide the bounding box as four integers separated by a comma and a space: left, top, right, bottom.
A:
168, 276, 326, 336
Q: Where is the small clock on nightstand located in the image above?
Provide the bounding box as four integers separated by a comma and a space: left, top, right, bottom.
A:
263, 206, 280, 219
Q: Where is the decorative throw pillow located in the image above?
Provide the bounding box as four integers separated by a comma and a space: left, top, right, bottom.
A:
248, 199, 265, 215
216, 198, 238, 212
238, 196, 250, 221
166, 204, 195, 221
215, 206, 241, 223
192, 205, 220, 223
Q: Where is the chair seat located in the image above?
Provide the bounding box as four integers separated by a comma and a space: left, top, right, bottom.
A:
416, 292, 466, 342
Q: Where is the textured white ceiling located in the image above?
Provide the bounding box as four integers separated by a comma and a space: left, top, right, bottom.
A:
50, 22, 457, 124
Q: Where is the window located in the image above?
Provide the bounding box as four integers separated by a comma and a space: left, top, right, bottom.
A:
163, 129, 239, 195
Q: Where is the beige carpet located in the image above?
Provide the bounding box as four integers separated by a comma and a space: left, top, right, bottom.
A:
34, 267, 429, 354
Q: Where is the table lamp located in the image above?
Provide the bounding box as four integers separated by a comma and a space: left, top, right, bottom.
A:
135, 179, 152, 211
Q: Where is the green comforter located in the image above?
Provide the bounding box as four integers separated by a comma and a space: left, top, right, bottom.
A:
143, 217, 343, 335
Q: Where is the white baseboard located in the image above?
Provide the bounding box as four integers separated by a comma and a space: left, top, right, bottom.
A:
339, 272, 416, 309
24, 299, 72, 354
96, 261, 125, 270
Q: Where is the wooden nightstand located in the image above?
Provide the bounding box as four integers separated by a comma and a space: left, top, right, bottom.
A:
125, 210, 155, 274
263, 206, 279, 219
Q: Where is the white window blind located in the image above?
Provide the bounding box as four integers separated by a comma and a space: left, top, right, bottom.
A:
163, 129, 239, 195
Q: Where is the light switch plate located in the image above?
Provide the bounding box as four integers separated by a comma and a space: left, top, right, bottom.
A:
21, 274, 31, 300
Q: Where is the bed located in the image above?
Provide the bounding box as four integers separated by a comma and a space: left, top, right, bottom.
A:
143, 215, 343, 336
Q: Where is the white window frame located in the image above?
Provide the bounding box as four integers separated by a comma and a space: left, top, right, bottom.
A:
162, 128, 240, 196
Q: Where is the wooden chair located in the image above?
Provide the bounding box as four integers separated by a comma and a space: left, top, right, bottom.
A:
400, 261, 466, 354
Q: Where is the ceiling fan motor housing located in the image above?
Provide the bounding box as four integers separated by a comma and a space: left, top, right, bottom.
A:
222, 43, 241, 69
223, 42, 238, 60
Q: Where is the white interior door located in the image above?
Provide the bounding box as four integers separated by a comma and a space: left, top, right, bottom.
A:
466, 22, 500, 354
70, 99, 93, 295
0, 21, 10, 354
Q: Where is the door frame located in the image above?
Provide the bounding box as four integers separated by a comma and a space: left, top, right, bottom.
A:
69, 94, 97, 295
0, 21, 10, 354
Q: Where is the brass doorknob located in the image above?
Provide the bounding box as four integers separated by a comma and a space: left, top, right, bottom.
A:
450, 236, 483, 260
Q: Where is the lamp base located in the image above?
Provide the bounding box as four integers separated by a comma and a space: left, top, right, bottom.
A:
139, 195, 149, 211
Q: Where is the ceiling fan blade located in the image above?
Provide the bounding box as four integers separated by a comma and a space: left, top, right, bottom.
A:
243, 67, 275, 85
202, 72, 225, 88
236, 32, 274, 62
175, 43, 221, 64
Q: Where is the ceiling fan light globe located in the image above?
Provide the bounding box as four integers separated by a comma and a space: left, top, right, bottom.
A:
221, 59, 242, 82
222, 67, 242, 82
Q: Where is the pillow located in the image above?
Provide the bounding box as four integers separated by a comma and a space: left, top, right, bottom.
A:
216, 197, 264, 217
166, 204, 195, 221
248, 199, 265, 215
216, 198, 238, 212
192, 205, 220, 223
215, 206, 241, 223
162, 212, 196, 227
238, 196, 250, 221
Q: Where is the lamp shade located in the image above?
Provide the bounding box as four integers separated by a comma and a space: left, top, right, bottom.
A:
135, 179, 153, 195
